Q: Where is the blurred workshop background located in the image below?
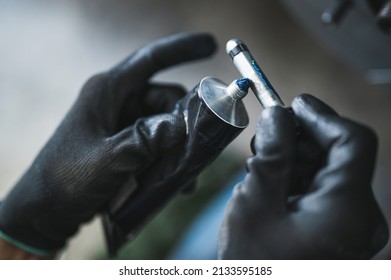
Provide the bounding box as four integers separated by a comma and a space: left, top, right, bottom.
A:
1, 0, 391, 259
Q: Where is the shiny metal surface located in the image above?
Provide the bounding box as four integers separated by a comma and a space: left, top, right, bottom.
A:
378, 1, 391, 33
226, 39, 284, 108
198, 77, 249, 128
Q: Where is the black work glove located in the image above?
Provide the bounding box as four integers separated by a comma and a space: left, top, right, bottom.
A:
0, 32, 216, 255
218, 94, 388, 259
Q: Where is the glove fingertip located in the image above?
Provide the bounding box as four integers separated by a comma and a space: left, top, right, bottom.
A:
292, 94, 339, 119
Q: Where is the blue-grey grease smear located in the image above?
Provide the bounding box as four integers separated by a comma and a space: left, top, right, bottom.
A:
251, 60, 277, 93
236, 78, 251, 92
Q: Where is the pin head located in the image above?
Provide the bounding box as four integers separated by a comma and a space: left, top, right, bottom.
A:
226, 38, 248, 59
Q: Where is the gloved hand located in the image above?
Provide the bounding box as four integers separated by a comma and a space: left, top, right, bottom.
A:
104, 77, 247, 255
0, 32, 216, 256
218, 94, 389, 259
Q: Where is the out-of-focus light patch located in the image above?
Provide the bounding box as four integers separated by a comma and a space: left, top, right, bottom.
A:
367, 69, 391, 85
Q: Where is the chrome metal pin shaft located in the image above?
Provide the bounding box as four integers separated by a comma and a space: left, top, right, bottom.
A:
226, 38, 284, 108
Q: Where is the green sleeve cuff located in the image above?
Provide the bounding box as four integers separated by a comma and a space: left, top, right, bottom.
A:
0, 230, 52, 257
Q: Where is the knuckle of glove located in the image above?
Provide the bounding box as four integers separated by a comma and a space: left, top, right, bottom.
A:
115, 113, 185, 168
78, 72, 109, 102
337, 119, 378, 156
228, 181, 259, 221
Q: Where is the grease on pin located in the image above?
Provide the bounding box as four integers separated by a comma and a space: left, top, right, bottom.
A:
236, 78, 251, 92
226, 78, 251, 101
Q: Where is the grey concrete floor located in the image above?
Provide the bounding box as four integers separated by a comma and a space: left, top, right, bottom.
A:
1, 0, 391, 259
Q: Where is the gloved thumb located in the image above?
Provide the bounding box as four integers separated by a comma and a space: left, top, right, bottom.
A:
243, 106, 297, 213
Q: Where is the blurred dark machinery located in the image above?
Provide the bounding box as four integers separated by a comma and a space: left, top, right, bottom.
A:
320, 0, 391, 33
365, 0, 391, 33
282, 0, 391, 85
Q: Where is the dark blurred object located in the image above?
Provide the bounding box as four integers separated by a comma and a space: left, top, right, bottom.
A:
321, 0, 354, 26
377, 1, 391, 33
321, 0, 391, 33
282, 0, 391, 85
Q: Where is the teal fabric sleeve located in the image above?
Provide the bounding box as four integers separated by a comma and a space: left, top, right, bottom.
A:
0, 230, 52, 257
